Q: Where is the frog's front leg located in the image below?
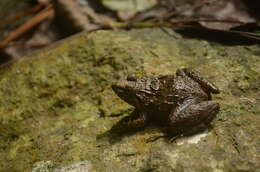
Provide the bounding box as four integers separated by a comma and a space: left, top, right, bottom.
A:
168, 99, 219, 136
110, 109, 148, 134
176, 68, 220, 94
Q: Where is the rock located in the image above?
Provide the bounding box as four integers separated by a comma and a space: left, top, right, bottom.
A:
32, 161, 54, 172
54, 161, 92, 172
0, 28, 259, 171
32, 160, 91, 172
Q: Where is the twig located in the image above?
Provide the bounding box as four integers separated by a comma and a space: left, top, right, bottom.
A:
0, 2, 49, 28
0, 4, 54, 49
178, 24, 260, 40
106, 21, 184, 29
106, 21, 260, 41
108, 18, 246, 29
169, 18, 246, 25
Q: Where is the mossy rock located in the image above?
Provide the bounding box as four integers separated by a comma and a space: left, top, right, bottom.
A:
0, 28, 259, 172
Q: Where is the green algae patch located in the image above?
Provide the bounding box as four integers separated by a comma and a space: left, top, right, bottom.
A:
0, 29, 259, 172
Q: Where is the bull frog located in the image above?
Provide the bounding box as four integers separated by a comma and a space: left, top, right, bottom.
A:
111, 68, 220, 139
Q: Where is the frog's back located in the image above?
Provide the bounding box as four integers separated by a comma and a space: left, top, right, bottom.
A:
171, 75, 208, 101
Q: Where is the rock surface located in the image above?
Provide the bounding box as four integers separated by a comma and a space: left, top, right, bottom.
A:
0, 28, 259, 172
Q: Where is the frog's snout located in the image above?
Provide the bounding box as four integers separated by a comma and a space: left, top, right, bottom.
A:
112, 80, 132, 96
112, 82, 124, 95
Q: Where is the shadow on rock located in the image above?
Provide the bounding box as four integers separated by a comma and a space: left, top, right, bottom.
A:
97, 113, 148, 144
97, 109, 216, 145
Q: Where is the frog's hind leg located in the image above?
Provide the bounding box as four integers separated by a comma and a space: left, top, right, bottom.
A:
168, 100, 220, 137
177, 68, 220, 94
110, 109, 148, 134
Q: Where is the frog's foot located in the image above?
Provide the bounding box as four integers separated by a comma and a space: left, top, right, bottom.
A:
169, 134, 182, 143
110, 109, 148, 135
176, 68, 220, 94
168, 123, 213, 143
146, 133, 186, 143
168, 100, 220, 135
146, 134, 181, 143
146, 134, 166, 142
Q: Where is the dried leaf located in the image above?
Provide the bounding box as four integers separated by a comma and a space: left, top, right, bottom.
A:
102, 0, 157, 12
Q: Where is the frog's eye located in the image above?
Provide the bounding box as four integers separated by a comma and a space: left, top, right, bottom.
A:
150, 79, 159, 90
127, 74, 137, 81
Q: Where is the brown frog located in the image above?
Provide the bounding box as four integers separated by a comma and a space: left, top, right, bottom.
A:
112, 68, 220, 139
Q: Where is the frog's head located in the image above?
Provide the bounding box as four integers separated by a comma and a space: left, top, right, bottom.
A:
112, 74, 160, 108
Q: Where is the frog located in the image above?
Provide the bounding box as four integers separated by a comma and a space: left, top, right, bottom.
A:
111, 68, 220, 139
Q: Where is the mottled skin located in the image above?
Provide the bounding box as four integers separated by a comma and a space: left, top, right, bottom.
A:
112, 68, 220, 137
